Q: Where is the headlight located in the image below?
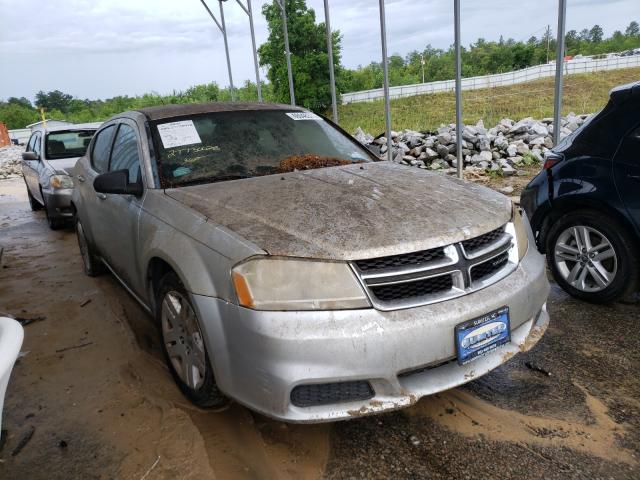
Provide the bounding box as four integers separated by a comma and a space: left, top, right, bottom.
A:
509, 203, 529, 260
50, 174, 74, 189
232, 257, 370, 311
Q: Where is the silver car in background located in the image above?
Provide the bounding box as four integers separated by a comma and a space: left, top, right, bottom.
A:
72, 103, 550, 423
22, 123, 100, 229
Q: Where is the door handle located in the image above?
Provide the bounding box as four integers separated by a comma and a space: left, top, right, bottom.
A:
96, 193, 107, 200
77, 174, 85, 183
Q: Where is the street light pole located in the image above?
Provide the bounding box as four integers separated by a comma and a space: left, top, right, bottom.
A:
323, 0, 338, 123
235, 0, 262, 101
275, 0, 295, 105
199, 0, 236, 101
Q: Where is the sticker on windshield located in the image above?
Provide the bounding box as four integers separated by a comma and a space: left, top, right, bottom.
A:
285, 112, 321, 121
157, 120, 202, 148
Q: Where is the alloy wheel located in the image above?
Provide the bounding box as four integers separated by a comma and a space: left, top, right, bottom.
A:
554, 225, 617, 293
161, 291, 207, 390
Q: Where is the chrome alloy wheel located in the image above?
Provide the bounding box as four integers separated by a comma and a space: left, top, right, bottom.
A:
554, 225, 617, 293
161, 291, 207, 390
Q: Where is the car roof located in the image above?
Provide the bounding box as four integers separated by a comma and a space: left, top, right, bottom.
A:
610, 81, 640, 104
134, 102, 306, 121
44, 122, 102, 133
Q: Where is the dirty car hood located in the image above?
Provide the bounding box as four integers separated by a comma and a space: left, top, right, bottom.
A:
165, 162, 512, 260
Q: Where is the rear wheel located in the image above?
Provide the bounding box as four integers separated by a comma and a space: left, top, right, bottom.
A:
546, 210, 638, 303
156, 272, 227, 408
76, 218, 105, 276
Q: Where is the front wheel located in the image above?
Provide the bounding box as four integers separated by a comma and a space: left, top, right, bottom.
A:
157, 272, 227, 408
546, 210, 638, 303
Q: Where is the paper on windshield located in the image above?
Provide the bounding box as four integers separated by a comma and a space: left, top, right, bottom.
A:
157, 120, 202, 148
285, 112, 321, 121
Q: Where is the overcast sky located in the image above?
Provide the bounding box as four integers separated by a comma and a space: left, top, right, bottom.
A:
0, 0, 638, 101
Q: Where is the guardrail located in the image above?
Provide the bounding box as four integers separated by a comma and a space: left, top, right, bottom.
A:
341, 54, 640, 104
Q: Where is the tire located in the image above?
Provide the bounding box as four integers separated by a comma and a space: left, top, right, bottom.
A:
546, 210, 639, 303
26, 183, 42, 211
156, 272, 227, 408
42, 190, 66, 230
75, 218, 105, 277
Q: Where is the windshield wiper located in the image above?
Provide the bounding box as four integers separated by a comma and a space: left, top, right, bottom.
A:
175, 174, 251, 187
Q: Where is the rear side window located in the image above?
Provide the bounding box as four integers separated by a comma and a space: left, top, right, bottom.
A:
109, 124, 141, 183
91, 125, 115, 173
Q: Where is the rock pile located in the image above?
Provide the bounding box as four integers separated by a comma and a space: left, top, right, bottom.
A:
354, 113, 590, 175
0, 146, 24, 179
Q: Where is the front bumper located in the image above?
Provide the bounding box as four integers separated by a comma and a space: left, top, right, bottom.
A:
192, 243, 550, 423
42, 188, 74, 219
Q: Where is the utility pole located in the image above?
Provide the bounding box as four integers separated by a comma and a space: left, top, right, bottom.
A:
546, 24, 551, 63
420, 53, 426, 83
454, 0, 463, 180
199, 0, 236, 101
378, 0, 392, 163
274, 0, 295, 105
553, 1, 567, 145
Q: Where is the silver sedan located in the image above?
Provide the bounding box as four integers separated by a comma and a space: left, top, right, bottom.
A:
22, 123, 100, 229
72, 103, 549, 422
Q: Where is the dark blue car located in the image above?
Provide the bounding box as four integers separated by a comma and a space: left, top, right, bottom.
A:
521, 81, 639, 303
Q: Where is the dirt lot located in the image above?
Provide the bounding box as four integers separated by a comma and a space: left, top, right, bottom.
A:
0, 176, 639, 479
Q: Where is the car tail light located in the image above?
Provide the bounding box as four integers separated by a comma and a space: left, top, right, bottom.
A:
543, 152, 563, 170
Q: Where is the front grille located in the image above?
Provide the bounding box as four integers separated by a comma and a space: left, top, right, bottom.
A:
351, 223, 515, 310
462, 227, 504, 254
470, 252, 510, 282
355, 247, 446, 272
290, 381, 374, 407
369, 274, 453, 302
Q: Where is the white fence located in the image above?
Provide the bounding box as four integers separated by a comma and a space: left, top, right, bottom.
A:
341, 54, 640, 104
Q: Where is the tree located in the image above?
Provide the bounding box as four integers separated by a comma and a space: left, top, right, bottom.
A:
0, 102, 39, 129
35, 90, 74, 114
7, 97, 32, 109
258, 0, 342, 111
589, 25, 604, 43
626, 21, 639, 37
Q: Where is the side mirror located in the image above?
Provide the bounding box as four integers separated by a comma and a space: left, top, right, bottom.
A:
94, 169, 143, 197
22, 151, 39, 161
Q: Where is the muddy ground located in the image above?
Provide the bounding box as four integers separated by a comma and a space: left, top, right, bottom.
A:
0, 176, 638, 479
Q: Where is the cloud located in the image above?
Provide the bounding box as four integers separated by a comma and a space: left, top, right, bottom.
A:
0, 0, 638, 99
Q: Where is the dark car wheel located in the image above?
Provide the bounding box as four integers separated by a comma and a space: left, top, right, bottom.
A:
76, 218, 105, 276
156, 272, 227, 408
546, 210, 639, 303
41, 191, 66, 230
26, 184, 42, 211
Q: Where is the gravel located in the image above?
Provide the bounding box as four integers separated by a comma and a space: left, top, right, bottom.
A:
0, 146, 24, 179
355, 114, 592, 176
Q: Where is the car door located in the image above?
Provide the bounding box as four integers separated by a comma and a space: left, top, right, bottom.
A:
77, 123, 117, 251
21, 134, 38, 194
93, 120, 147, 296
28, 133, 44, 203
613, 124, 640, 231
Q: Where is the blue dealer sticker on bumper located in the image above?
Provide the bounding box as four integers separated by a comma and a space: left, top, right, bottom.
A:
455, 306, 510, 365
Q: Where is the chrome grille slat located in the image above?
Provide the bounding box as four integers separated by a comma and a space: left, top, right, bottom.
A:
351, 224, 517, 311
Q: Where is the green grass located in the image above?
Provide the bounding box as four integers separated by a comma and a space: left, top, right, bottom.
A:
337, 67, 640, 135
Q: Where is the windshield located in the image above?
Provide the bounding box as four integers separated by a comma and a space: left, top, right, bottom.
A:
46, 130, 96, 160
151, 110, 374, 187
